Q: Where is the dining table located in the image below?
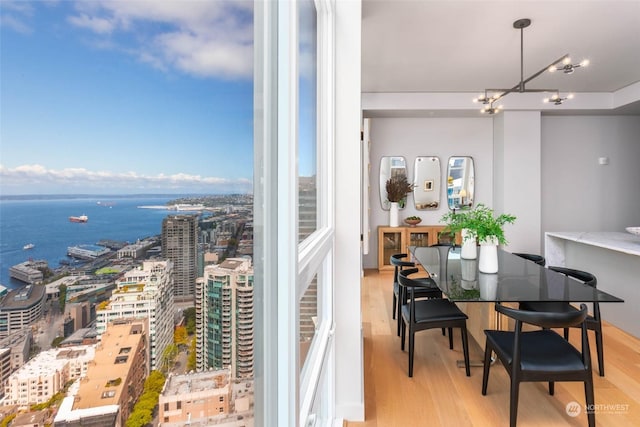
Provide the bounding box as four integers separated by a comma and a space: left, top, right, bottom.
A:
409, 245, 624, 363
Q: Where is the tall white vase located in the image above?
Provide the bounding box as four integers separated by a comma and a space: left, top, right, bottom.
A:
460, 228, 477, 259
479, 236, 499, 273
479, 273, 498, 300
389, 202, 400, 227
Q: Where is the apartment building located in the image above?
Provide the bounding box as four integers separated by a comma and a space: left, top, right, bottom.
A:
196, 258, 254, 378
158, 369, 254, 426
3, 346, 95, 407
54, 319, 147, 426
162, 214, 198, 301
0, 285, 46, 338
95, 260, 174, 370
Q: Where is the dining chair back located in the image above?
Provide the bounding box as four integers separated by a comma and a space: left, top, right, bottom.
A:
391, 254, 443, 336
513, 252, 546, 266
520, 266, 605, 376
482, 303, 594, 427
398, 268, 470, 378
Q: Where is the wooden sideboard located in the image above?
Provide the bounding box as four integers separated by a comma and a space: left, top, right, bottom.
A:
377, 225, 454, 271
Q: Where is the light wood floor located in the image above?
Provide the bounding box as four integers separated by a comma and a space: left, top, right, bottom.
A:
346, 269, 640, 427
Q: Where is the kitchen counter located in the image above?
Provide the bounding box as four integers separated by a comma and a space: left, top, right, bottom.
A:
545, 231, 640, 338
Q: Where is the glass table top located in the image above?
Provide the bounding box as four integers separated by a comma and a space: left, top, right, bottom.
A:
410, 246, 625, 303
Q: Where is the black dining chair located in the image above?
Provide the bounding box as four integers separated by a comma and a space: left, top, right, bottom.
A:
519, 266, 605, 376
482, 303, 595, 427
390, 254, 443, 337
513, 252, 546, 266
398, 268, 470, 378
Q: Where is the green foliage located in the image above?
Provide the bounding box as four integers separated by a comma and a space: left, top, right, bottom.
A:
385, 175, 413, 203
51, 336, 65, 348
440, 203, 516, 245
0, 414, 16, 427
174, 325, 188, 346
183, 307, 196, 335
126, 371, 165, 427
58, 283, 67, 312
187, 337, 197, 371
162, 344, 179, 373
146, 370, 166, 394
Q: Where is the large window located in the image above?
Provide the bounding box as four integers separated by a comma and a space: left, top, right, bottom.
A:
254, 0, 336, 425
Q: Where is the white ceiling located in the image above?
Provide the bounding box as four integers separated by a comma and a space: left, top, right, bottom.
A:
361, 0, 640, 114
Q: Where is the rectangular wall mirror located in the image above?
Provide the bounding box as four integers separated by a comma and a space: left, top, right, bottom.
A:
447, 156, 475, 210
379, 156, 407, 210
413, 156, 441, 210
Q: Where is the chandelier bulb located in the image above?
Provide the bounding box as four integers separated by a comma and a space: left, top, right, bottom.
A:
580, 59, 590, 67
563, 57, 571, 65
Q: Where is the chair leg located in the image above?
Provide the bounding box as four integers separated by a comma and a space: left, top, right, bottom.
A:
461, 326, 470, 377
400, 318, 406, 351
548, 381, 555, 396
408, 328, 415, 377
595, 329, 605, 376
509, 376, 520, 427
481, 340, 492, 395
448, 327, 454, 349
441, 328, 446, 336
585, 377, 596, 427
564, 328, 570, 340
396, 289, 403, 337
392, 293, 396, 319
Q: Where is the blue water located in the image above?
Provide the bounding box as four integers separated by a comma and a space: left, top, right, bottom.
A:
0, 196, 179, 288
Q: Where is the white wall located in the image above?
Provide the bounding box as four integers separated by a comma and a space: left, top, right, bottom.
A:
364, 117, 493, 269
364, 114, 640, 269
493, 111, 542, 254
541, 116, 640, 233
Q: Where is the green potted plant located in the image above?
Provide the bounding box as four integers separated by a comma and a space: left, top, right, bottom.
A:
385, 175, 413, 227
441, 204, 515, 243
440, 208, 479, 259
441, 204, 516, 269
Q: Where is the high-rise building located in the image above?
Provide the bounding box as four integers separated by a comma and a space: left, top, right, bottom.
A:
196, 258, 254, 378
95, 260, 174, 370
162, 214, 198, 301
54, 320, 147, 427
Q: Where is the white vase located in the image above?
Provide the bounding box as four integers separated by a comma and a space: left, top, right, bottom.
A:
460, 259, 477, 282
389, 202, 399, 227
460, 228, 477, 259
479, 273, 498, 300
478, 236, 499, 273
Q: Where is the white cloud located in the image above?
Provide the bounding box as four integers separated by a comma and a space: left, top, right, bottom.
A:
0, 164, 252, 194
0, 1, 34, 34
67, 0, 253, 80
67, 13, 116, 34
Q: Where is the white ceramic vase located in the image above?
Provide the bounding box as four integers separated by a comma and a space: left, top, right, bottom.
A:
479, 236, 499, 273
460, 228, 477, 259
479, 273, 498, 300
389, 202, 400, 227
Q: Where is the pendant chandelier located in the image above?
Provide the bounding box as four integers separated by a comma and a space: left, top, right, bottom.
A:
473, 18, 589, 114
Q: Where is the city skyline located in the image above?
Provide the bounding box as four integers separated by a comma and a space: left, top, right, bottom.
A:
0, 0, 254, 195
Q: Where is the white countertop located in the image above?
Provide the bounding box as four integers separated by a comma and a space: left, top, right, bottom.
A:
545, 231, 640, 257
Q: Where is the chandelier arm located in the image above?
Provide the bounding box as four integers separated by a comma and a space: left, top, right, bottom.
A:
520, 54, 569, 87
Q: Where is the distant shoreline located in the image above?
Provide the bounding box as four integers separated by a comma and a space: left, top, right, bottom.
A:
0, 193, 248, 201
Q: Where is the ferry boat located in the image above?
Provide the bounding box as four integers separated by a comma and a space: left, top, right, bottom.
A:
23, 243, 35, 250
69, 215, 88, 223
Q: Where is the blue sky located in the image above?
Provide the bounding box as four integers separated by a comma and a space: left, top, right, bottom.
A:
0, 0, 254, 195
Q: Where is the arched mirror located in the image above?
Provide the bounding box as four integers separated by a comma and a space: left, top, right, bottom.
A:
447, 156, 475, 210
413, 156, 441, 210
379, 156, 408, 210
